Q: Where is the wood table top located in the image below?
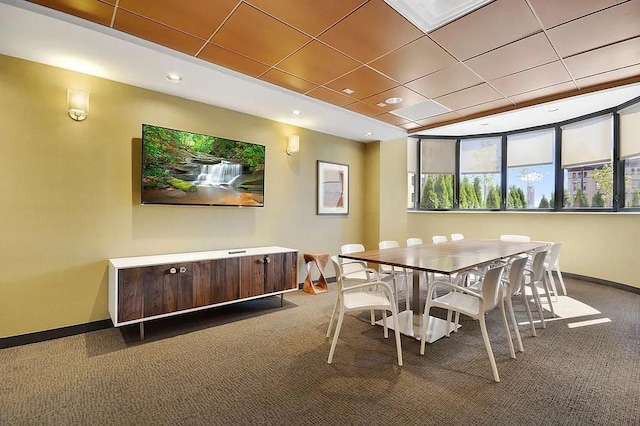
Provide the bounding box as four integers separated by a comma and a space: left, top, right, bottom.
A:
339, 240, 546, 275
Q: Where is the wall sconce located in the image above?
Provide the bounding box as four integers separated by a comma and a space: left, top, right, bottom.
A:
67, 88, 89, 121
287, 134, 300, 156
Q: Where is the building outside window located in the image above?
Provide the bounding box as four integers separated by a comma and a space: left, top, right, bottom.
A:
419, 138, 456, 209
619, 102, 640, 207
459, 137, 501, 209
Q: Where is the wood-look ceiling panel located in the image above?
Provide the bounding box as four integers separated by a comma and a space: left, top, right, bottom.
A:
117, 0, 239, 40
507, 82, 578, 105
435, 83, 504, 111
465, 33, 558, 81
528, 0, 628, 29
563, 36, 640, 80
375, 113, 411, 126
405, 63, 483, 99
306, 87, 356, 107
276, 41, 360, 85
368, 36, 457, 84
259, 69, 317, 94
546, 1, 640, 58
490, 61, 573, 97
245, 0, 366, 37
210, 3, 310, 66
318, 0, 423, 63
414, 112, 463, 127
362, 86, 428, 111
28, 0, 114, 26
429, 0, 541, 61
113, 10, 206, 56
325, 66, 398, 100
344, 101, 386, 117
576, 64, 640, 90
198, 43, 270, 78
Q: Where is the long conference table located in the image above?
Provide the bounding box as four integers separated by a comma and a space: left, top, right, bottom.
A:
339, 239, 547, 343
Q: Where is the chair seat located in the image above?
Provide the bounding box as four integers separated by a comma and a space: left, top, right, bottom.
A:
343, 291, 392, 311
431, 292, 481, 317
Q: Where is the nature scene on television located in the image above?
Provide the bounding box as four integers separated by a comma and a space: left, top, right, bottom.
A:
141, 124, 265, 206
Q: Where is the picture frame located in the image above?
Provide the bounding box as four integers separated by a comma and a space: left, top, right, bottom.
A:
317, 160, 349, 215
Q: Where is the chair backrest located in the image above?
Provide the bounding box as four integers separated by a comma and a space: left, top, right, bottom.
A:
406, 237, 423, 246
499, 234, 531, 242
379, 240, 400, 249
432, 235, 448, 244
330, 255, 346, 292
506, 256, 528, 296
341, 243, 364, 254
450, 233, 464, 241
530, 249, 548, 281
339, 244, 366, 276
547, 242, 562, 267
480, 264, 506, 311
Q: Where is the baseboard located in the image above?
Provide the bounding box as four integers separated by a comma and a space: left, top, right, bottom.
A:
0, 319, 113, 349
563, 272, 640, 294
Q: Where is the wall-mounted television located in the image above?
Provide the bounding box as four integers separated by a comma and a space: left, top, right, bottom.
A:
141, 124, 265, 207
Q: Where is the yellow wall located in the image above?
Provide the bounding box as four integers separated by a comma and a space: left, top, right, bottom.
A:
378, 138, 640, 290
0, 55, 367, 338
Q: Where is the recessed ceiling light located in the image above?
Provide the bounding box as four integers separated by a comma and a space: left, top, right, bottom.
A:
291, 110, 303, 117
377, 103, 387, 108
365, 132, 374, 137
480, 122, 489, 126
342, 88, 355, 95
166, 73, 182, 83
385, 97, 403, 104
548, 107, 560, 112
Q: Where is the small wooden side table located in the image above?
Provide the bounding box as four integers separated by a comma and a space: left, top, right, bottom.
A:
303, 252, 329, 295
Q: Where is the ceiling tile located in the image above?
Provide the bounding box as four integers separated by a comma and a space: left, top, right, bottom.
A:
414, 112, 464, 128
306, 87, 355, 107
563, 36, 640, 80
465, 33, 559, 81
198, 43, 270, 78
113, 9, 206, 56
362, 86, 428, 111
344, 101, 386, 117
507, 81, 579, 104
455, 98, 513, 117
429, 0, 541, 61
210, 3, 310, 66
318, 0, 423, 63
28, 0, 114, 26
435, 83, 504, 110
325, 66, 398, 100
368, 36, 457, 84
546, 1, 640, 58
276, 41, 360, 85
259, 69, 317, 94
118, 0, 238, 39
405, 63, 482, 98
576, 64, 640, 90
245, 0, 365, 37
491, 61, 573, 97
374, 112, 411, 126
400, 121, 424, 131
391, 100, 451, 121
529, 0, 628, 29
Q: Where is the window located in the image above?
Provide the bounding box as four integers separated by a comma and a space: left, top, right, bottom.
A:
619, 101, 640, 207
459, 137, 501, 209
419, 138, 456, 209
561, 115, 613, 208
506, 129, 555, 209
407, 138, 418, 208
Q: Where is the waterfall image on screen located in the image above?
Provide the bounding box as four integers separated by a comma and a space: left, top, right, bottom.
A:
141, 124, 265, 206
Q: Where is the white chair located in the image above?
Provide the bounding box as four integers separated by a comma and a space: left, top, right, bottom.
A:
406, 237, 423, 246
432, 235, 448, 244
524, 247, 555, 325
327, 256, 403, 366
420, 263, 514, 382
499, 234, 531, 242
378, 240, 410, 311
545, 242, 567, 297
450, 233, 465, 241
500, 256, 534, 351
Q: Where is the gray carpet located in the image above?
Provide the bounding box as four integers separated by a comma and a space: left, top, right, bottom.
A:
0, 277, 638, 426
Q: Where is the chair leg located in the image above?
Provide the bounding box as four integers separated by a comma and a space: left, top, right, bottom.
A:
326, 297, 339, 337
382, 309, 389, 339
541, 275, 556, 317
479, 315, 500, 382
403, 271, 410, 311
530, 283, 546, 329
499, 298, 516, 359
506, 296, 524, 352
420, 307, 432, 355
391, 308, 403, 366
546, 268, 559, 302
327, 306, 345, 364
370, 309, 375, 325
521, 290, 537, 337
556, 265, 568, 295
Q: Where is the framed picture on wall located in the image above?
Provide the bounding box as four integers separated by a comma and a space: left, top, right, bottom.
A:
317, 160, 349, 215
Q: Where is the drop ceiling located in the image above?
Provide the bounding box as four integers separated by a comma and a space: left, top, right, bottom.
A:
2, 0, 640, 141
